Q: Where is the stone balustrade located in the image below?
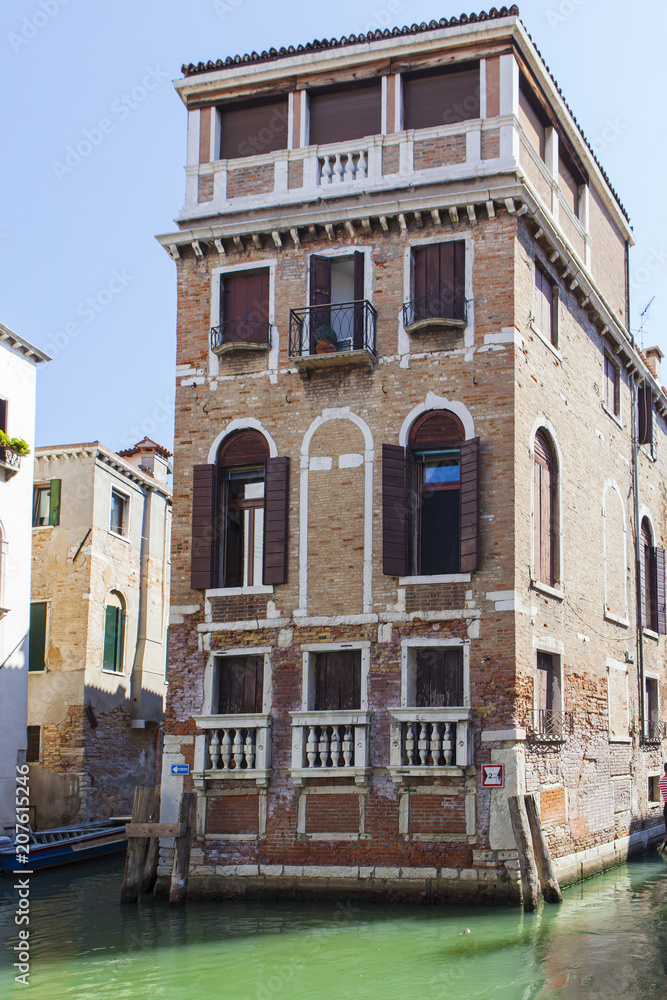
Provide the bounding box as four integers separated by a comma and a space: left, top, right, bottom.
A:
193, 714, 271, 787
290, 710, 371, 785
389, 708, 472, 782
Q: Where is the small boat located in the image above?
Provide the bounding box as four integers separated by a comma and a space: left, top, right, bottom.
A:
0, 819, 128, 872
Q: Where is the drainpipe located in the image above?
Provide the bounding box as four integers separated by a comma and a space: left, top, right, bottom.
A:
130, 487, 153, 721
631, 378, 646, 743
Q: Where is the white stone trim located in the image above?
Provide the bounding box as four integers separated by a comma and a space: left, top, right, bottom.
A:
398, 392, 475, 446
480, 729, 526, 742
208, 258, 279, 379
394, 72, 402, 132
400, 637, 470, 708
399, 573, 471, 585
300, 642, 371, 711
479, 59, 487, 119
298, 409, 373, 615
602, 478, 628, 624
381, 74, 388, 134
529, 418, 563, 590
206, 417, 278, 464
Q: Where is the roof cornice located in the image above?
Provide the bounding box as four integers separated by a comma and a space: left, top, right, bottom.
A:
0, 323, 51, 364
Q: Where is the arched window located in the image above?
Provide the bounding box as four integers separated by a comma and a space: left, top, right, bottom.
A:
533, 430, 557, 587
103, 591, 125, 673
218, 430, 270, 588
409, 411, 465, 575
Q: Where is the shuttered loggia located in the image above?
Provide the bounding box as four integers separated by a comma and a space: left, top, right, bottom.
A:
403, 63, 480, 130
219, 97, 289, 159
308, 80, 381, 146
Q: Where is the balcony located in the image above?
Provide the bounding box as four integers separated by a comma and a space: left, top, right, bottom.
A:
0, 446, 21, 480
193, 714, 271, 787
389, 708, 472, 784
318, 149, 368, 186
642, 720, 666, 746
528, 710, 573, 743
402, 294, 468, 334
290, 710, 371, 785
288, 300, 377, 373
211, 319, 271, 355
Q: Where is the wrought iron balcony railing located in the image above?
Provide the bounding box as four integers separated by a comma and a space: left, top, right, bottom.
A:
289, 300, 377, 359
531, 710, 573, 741
642, 720, 666, 744
211, 318, 271, 353
402, 293, 467, 329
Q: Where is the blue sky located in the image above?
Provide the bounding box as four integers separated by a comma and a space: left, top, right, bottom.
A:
2, 0, 664, 453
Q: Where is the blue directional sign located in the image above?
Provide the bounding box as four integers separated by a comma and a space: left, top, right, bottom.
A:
171, 764, 190, 775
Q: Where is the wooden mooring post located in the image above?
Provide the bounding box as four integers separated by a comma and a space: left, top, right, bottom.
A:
508, 794, 539, 912
524, 792, 563, 904
120, 786, 195, 905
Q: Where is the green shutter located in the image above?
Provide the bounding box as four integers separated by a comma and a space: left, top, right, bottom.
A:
103, 606, 119, 671
49, 479, 61, 525
29, 603, 47, 672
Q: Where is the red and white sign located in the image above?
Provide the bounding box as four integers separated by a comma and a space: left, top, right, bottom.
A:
482, 764, 504, 787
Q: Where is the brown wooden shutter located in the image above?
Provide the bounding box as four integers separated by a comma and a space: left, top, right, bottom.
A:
382, 444, 410, 576
459, 437, 480, 573
191, 464, 217, 590
219, 98, 288, 159
263, 456, 289, 585
403, 64, 480, 130
353, 251, 365, 349
309, 82, 381, 145
315, 651, 361, 711
0, 399, 7, 433
638, 384, 653, 446
656, 547, 666, 635
536, 652, 554, 712
310, 255, 331, 306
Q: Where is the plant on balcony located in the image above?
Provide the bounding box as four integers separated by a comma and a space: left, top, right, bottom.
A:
0, 430, 30, 456
314, 326, 338, 354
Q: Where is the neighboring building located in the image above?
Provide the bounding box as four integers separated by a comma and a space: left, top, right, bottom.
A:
155, 8, 667, 901
28, 438, 172, 827
0, 323, 50, 832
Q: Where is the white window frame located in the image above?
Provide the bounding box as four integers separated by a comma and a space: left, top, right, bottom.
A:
209, 259, 279, 378
399, 637, 470, 708
109, 487, 130, 539
532, 637, 564, 734
202, 647, 273, 717
305, 246, 374, 309
299, 641, 370, 712
529, 419, 564, 599
101, 591, 126, 675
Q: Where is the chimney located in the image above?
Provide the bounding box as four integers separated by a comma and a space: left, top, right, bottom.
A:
118, 438, 172, 483
644, 346, 664, 383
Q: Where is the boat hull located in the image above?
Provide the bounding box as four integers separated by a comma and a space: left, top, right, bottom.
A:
0, 826, 127, 873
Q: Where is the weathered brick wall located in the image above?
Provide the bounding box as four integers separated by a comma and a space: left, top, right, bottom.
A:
413, 135, 466, 170
227, 164, 274, 199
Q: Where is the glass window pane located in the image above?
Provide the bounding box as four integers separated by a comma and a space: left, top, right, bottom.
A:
253, 509, 264, 585
32, 487, 51, 527
423, 460, 460, 485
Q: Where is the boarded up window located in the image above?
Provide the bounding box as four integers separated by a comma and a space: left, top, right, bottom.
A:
217, 655, 264, 714
607, 665, 629, 740
519, 82, 546, 160
28, 602, 47, 672
309, 81, 381, 145
403, 63, 480, 130
314, 651, 361, 710
220, 269, 270, 345
219, 98, 288, 159
534, 431, 556, 587
416, 648, 463, 706
534, 264, 555, 344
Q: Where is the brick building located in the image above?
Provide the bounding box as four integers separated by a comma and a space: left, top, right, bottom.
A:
156, 7, 667, 901
28, 438, 171, 827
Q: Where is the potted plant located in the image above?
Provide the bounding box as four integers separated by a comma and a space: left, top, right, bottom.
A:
0, 429, 30, 456
314, 326, 338, 354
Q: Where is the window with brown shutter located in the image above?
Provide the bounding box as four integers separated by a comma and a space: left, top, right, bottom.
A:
382, 412, 480, 577
415, 648, 463, 707
603, 355, 620, 416
26, 726, 40, 763
263, 456, 289, 586
534, 264, 556, 345
533, 431, 557, 587
308, 252, 365, 350
314, 651, 361, 710
638, 383, 653, 446
640, 518, 661, 633
308, 80, 381, 146
213, 269, 271, 352
217, 655, 264, 714
403, 63, 480, 130
190, 464, 218, 590
406, 241, 466, 326
219, 98, 288, 159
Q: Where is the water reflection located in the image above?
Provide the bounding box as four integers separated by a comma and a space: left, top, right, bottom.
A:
1, 856, 666, 999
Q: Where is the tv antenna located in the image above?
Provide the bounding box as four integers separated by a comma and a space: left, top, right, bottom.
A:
639, 296, 655, 347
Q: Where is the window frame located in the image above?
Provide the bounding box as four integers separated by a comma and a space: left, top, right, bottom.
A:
102, 592, 126, 674
109, 488, 129, 538
400, 638, 470, 709
28, 601, 48, 673
32, 479, 61, 528
531, 427, 561, 595
300, 642, 371, 712
532, 261, 558, 348
209, 649, 272, 717
533, 650, 564, 731
307, 78, 382, 147
209, 259, 278, 374
400, 234, 474, 356
26, 726, 40, 764
603, 353, 620, 418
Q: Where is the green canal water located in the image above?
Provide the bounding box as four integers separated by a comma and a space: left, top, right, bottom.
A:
1, 855, 666, 999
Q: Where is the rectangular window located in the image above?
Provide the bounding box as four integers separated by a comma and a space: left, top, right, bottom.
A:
314, 651, 361, 711
407, 241, 466, 326
604, 355, 620, 416
534, 264, 556, 345
103, 604, 124, 672
309, 252, 365, 350
26, 726, 40, 763
0, 399, 7, 433
415, 648, 463, 707
29, 602, 47, 672
535, 651, 564, 736
648, 774, 661, 803
217, 655, 264, 714
110, 490, 127, 536
646, 677, 660, 739
309, 80, 381, 146
415, 449, 461, 575
217, 269, 270, 348
221, 467, 265, 587
403, 63, 480, 130
219, 97, 288, 159
558, 151, 580, 215
638, 383, 653, 447
32, 480, 61, 527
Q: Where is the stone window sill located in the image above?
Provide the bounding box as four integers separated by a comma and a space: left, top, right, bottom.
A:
399, 573, 471, 585
530, 579, 564, 601
601, 401, 623, 429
